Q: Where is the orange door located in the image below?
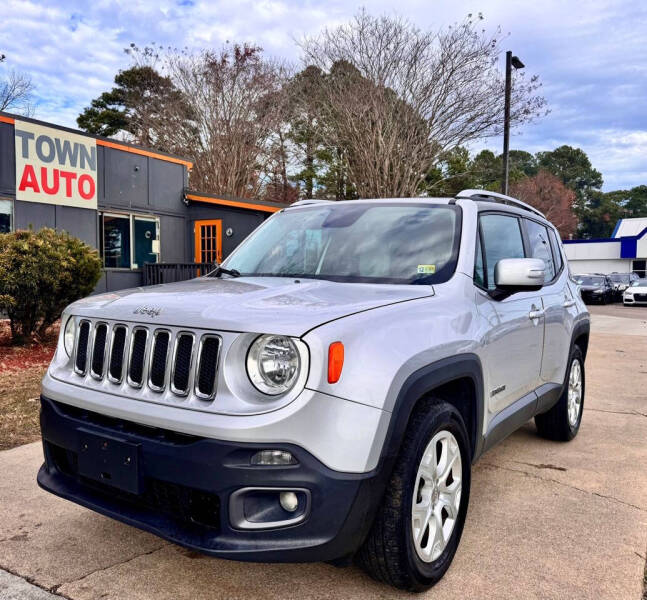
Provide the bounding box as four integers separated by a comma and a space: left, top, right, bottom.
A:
194, 220, 223, 264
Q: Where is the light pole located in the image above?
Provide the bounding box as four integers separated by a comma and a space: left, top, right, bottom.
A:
501, 51, 524, 195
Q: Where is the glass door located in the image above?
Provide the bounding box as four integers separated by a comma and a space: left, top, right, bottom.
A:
194, 220, 222, 265
133, 217, 159, 269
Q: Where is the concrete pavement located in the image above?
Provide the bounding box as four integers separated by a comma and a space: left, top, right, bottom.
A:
1, 305, 646, 599
0, 570, 59, 600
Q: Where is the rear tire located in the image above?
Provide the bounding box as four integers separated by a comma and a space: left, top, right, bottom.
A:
535, 346, 584, 441
357, 399, 471, 592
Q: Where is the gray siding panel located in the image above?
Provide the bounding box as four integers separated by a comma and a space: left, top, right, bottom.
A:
55, 205, 97, 247
149, 159, 184, 212
15, 200, 55, 230
160, 215, 185, 262
93, 272, 108, 294
104, 270, 143, 291
0, 122, 15, 197
104, 148, 148, 208
97, 145, 106, 203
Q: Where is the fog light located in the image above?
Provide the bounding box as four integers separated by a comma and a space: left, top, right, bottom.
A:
250, 450, 297, 466
279, 491, 299, 513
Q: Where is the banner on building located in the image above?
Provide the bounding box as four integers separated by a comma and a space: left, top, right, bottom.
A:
14, 119, 98, 209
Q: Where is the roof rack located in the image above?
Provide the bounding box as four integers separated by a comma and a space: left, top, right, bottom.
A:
289, 199, 335, 207
454, 189, 545, 219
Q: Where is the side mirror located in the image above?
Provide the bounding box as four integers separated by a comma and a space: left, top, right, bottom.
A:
491, 258, 545, 299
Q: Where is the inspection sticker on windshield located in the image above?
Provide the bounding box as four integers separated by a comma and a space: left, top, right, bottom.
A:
417, 264, 436, 274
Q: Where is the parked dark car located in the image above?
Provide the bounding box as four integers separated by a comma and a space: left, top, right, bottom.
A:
607, 272, 640, 301
575, 274, 614, 304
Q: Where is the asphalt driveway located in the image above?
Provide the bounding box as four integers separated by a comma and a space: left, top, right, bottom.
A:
1, 304, 646, 599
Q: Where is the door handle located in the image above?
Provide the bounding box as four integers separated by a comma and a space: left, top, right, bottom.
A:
529, 309, 544, 320
563, 299, 576, 308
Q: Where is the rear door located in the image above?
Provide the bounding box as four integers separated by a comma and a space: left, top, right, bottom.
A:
475, 213, 545, 416
523, 219, 574, 384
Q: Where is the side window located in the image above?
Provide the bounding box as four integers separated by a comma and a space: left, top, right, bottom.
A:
547, 228, 564, 273
474, 233, 485, 288
525, 219, 556, 281
480, 214, 525, 290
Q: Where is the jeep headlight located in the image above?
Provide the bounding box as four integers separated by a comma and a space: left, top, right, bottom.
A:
246, 335, 301, 395
63, 317, 76, 357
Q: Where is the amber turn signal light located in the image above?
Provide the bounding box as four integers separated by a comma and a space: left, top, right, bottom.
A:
328, 341, 344, 384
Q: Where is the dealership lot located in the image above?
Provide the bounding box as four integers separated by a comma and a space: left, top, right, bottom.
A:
1, 304, 646, 600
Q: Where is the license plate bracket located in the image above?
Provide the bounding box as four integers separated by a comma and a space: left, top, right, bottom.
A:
77, 429, 141, 494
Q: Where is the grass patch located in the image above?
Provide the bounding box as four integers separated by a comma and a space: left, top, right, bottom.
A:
0, 319, 58, 451
0, 364, 49, 450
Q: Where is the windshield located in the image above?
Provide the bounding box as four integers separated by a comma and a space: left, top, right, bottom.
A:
631, 279, 647, 287
222, 203, 462, 284
608, 273, 630, 283
577, 276, 605, 286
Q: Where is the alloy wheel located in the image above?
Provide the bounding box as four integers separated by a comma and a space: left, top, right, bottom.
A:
567, 358, 583, 426
411, 430, 462, 563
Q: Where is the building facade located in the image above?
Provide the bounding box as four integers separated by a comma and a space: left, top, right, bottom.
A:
563, 217, 647, 277
0, 111, 283, 292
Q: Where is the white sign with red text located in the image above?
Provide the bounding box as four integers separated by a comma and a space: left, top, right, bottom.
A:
14, 119, 98, 210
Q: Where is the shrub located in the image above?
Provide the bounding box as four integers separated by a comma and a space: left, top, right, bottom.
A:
0, 228, 102, 343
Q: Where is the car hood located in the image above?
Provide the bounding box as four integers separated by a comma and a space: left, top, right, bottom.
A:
68, 276, 434, 337
627, 285, 647, 293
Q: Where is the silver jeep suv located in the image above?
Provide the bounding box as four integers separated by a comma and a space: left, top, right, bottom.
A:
38, 190, 590, 591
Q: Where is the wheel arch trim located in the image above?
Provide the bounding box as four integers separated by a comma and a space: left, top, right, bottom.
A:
377, 354, 485, 469
571, 319, 591, 359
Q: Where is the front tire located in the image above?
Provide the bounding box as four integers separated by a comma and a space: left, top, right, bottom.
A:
535, 346, 584, 441
357, 399, 471, 592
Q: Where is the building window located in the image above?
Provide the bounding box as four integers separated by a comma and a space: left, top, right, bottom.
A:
0, 199, 12, 233
101, 213, 160, 269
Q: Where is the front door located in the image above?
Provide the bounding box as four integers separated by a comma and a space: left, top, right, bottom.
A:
133, 218, 159, 269
476, 213, 544, 416
194, 220, 222, 265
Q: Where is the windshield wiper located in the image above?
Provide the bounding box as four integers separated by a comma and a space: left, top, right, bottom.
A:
208, 265, 241, 278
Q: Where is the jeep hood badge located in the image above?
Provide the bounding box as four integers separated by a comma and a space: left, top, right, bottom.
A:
133, 306, 162, 317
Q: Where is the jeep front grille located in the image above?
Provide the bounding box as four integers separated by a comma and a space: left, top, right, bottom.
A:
109, 325, 127, 382
128, 328, 148, 387
70, 320, 221, 402
149, 330, 170, 391
196, 336, 220, 399
90, 323, 108, 379
74, 320, 91, 374
171, 333, 194, 396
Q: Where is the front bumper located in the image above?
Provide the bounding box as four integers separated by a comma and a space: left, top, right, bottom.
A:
580, 291, 605, 303
38, 396, 384, 562
624, 294, 647, 305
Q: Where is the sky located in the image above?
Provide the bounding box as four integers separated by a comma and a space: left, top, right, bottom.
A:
1, 0, 646, 191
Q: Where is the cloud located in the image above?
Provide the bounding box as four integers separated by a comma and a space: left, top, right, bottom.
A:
1, 0, 645, 190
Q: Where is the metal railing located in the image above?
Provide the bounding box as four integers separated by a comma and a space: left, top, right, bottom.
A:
143, 262, 217, 286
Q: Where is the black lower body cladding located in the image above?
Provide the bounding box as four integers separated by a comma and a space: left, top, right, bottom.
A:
37, 396, 385, 562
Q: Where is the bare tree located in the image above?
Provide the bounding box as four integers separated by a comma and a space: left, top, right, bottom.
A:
165, 44, 290, 198
0, 69, 34, 115
300, 11, 546, 198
